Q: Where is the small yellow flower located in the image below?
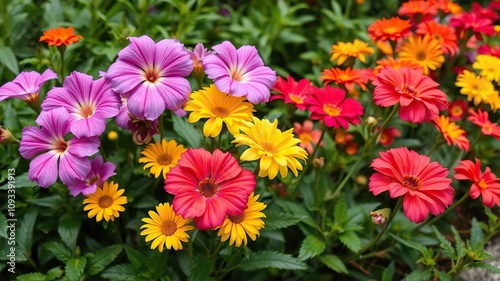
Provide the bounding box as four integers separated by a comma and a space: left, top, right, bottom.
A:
139, 139, 186, 180
473, 54, 500, 83
107, 130, 118, 141
83, 181, 127, 222
455, 70, 496, 106
330, 39, 374, 65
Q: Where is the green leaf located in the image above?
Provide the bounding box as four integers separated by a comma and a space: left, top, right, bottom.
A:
3, 102, 18, 129
262, 212, 306, 231
0, 213, 7, 239
44, 241, 72, 263
297, 235, 326, 261
15, 272, 45, 281
101, 263, 139, 280
470, 262, 500, 273
432, 226, 455, 258
46, 267, 64, 281
0, 173, 38, 190
171, 113, 202, 148
390, 234, 427, 254
276, 199, 319, 230
318, 254, 348, 274
339, 231, 361, 252
125, 246, 147, 270
58, 213, 81, 251
18, 209, 38, 254
333, 195, 348, 225
451, 226, 465, 260
65, 257, 87, 281
470, 217, 484, 249
381, 261, 395, 281
433, 269, 451, 281
404, 268, 432, 281
188, 254, 215, 281
0, 45, 19, 74
238, 251, 307, 271
86, 245, 123, 276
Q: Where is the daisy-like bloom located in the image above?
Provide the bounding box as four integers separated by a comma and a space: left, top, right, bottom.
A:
399, 35, 444, 75
430, 0, 462, 15
232, 117, 308, 180
203, 41, 277, 104
373, 57, 423, 75
293, 120, 323, 154
367, 17, 412, 42
139, 139, 187, 180
164, 148, 255, 230
39, 27, 83, 46
320, 67, 367, 91
454, 159, 500, 208
432, 115, 470, 151
105, 35, 193, 120
329, 39, 374, 65
19, 108, 99, 188
42, 71, 120, 138
455, 70, 496, 106
140, 203, 194, 251
186, 42, 212, 82
67, 156, 116, 197
473, 55, 500, 83
416, 20, 458, 56
478, 44, 500, 58
398, 0, 438, 23
373, 67, 448, 123
471, 2, 499, 22
307, 85, 364, 129
127, 116, 159, 145
447, 99, 468, 121
378, 127, 401, 146
184, 84, 255, 137
217, 192, 266, 247
467, 109, 500, 140
270, 75, 314, 111
83, 181, 127, 222
369, 147, 453, 223
450, 12, 495, 41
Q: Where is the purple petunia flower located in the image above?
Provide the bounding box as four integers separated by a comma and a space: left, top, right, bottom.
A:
19, 108, 100, 188
0, 69, 57, 102
105, 35, 193, 121
203, 41, 277, 104
67, 156, 116, 196
42, 71, 120, 138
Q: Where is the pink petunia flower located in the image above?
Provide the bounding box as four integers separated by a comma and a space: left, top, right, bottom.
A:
19, 108, 99, 188
164, 148, 255, 230
115, 98, 129, 129
454, 158, 500, 208
105, 35, 193, 120
450, 12, 495, 41
67, 156, 116, 196
42, 71, 120, 138
203, 41, 277, 104
369, 147, 454, 223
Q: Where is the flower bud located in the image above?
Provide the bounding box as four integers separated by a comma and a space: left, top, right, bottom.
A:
127, 117, 159, 145
0, 126, 20, 144
369, 208, 391, 225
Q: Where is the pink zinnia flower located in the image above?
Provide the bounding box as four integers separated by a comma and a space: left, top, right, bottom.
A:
373, 67, 448, 123
270, 75, 315, 110
447, 99, 468, 121
164, 148, 255, 230
467, 108, 500, 140
450, 12, 495, 41
378, 127, 401, 146
203, 41, 277, 104
454, 158, 500, 208
67, 156, 116, 196
105, 35, 193, 120
293, 120, 323, 154
369, 147, 454, 223
42, 71, 120, 138
19, 108, 100, 188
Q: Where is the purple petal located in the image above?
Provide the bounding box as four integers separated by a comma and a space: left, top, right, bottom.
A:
29, 152, 59, 188
68, 136, 100, 157
155, 39, 193, 77
19, 126, 52, 159
59, 153, 91, 186
105, 61, 144, 95
115, 101, 130, 129
211, 41, 238, 68
68, 181, 98, 197
236, 45, 264, 71
119, 36, 156, 70
35, 108, 71, 138
156, 77, 191, 111
37, 69, 58, 85
126, 83, 166, 120
70, 115, 107, 138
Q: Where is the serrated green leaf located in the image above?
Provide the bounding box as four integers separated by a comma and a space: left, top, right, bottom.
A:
171, 113, 202, 148
238, 251, 307, 271
333, 195, 348, 225
188, 254, 215, 281
275, 199, 319, 230
451, 226, 465, 260
339, 231, 361, 252
432, 226, 454, 258
101, 263, 138, 280
318, 254, 348, 274
18, 209, 38, 254
433, 269, 451, 281
470, 217, 484, 249
58, 213, 81, 251
125, 246, 147, 270
86, 245, 123, 276
65, 257, 87, 281
46, 267, 64, 281
15, 272, 45, 281
262, 212, 306, 231
0, 45, 19, 74
404, 268, 432, 281
470, 262, 500, 273
44, 241, 72, 262
297, 235, 326, 261
0, 213, 7, 239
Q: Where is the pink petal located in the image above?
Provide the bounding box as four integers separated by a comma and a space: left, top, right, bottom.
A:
29, 152, 59, 188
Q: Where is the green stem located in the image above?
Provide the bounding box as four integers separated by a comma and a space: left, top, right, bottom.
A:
344, 0, 352, 18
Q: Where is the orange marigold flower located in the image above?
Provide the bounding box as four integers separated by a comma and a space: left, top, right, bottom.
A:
368, 17, 413, 42
39, 27, 83, 46
416, 20, 458, 56
432, 115, 469, 151
374, 57, 423, 75
320, 67, 367, 91
330, 39, 374, 65
398, 0, 438, 22
399, 35, 444, 75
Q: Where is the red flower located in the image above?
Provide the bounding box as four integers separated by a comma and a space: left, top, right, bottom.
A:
478, 44, 500, 58
431, 115, 470, 151
39, 27, 83, 46
398, 0, 438, 23
378, 127, 401, 146
293, 120, 323, 154
306, 85, 364, 129
454, 158, 500, 208
271, 75, 314, 110
164, 148, 255, 230
450, 12, 495, 41
416, 20, 458, 56
373, 67, 448, 123
467, 109, 500, 140
369, 147, 453, 223
447, 99, 468, 121
471, 2, 499, 22
319, 67, 368, 91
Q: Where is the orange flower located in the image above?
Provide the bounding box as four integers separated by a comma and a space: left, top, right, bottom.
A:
368, 17, 412, 42
416, 20, 458, 56
293, 120, 323, 154
430, 0, 462, 15
432, 115, 469, 151
39, 27, 83, 46
320, 67, 367, 91
399, 35, 444, 75
374, 57, 423, 75
330, 39, 374, 65
398, 0, 438, 22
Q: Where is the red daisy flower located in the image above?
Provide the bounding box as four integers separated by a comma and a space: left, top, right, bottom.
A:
368, 17, 413, 42
398, 0, 438, 23
478, 44, 500, 58
467, 109, 500, 140
378, 127, 401, 146
164, 148, 255, 230
373, 67, 448, 123
471, 2, 499, 22
454, 158, 500, 208
447, 99, 468, 121
369, 147, 453, 223
416, 20, 458, 56
450, 12, 495, 41
319, 67, 368, 91
270, 75, 315, 110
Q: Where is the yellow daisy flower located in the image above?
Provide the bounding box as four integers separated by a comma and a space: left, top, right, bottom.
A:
139, 139, 187, 180
232, 117, 308, 180
330, 39, 375, 65
473, 54, 500, 83
140, 203, 194, 252
184, 84, 255, 137
399, 35, 444, 75
83, 181, 127, 222
455, 70, 496, 106
217, 192, 266, 247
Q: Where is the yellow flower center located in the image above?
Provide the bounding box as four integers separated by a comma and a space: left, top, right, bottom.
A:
323, 104, 341, 116
228, 213, 244, 223
478, 179, 488, 189
198, 178, 219, 197
157, 154, 172, 165
213, 106, 229, 117
384, 26, 398, 34
79, 103, 96, 118
161, 220, 177, 236
98, 196, 113, 208
289, 94, 304, 104
261, 142, 277, 154
451, 106, 463, 116
402, 175, 422, 191
482, 124, 493, 133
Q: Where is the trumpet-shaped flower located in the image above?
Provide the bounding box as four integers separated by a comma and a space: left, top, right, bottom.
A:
454, 159, 500, 208
0, 69, 57, 103
68, 156, 116, 196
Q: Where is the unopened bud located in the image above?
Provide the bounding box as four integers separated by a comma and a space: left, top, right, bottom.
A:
369, 208, 391, 225
365, 116, 377, 126
0, 126, 20, 144
312, 157, 324, 168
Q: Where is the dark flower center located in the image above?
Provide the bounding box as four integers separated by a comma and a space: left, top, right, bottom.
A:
213, 106, 229, 117
98, 196, 113, 208
416, 51, 426, 61
53, 139, 68, 154
401, 84, 419, 97
228, 213, 245, 223
199, 178, 219, 197
157, 154, 172, 165
161, 221, 177, 236
402, 175, 422, 191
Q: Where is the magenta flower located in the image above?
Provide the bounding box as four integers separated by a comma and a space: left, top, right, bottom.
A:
67, 156, 116, 196
115, 98, 129, 129
105, 35, 193, 120
203, 41, 277, 104
19, 108, 100, 188
42, 72, 120, 138
0, 69, 57, 102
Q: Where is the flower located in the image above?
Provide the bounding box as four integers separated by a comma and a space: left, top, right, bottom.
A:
217, 192, 266, 247
399, 35, 444, 75
374, 57, 423, 75
471, 2, 499, 22
186, 42, 212, 82
430, 0, 462, 15
83, 181, 127, 222
67, 156, 116, 197
203, 41, 277, 104
105, 35, 193, 120
19, 108, 99, 188
432, 115, 469, 151
467, 109, 500, 140
378, 127, 401, 146
448, 99, 468, 121
454, 159, 500, 208
367, 17, 412, 42
127, 116, 159, 145
319, 67, 367, 91
473, 54, 500, 83
450, 12, 495, 41
369, 147, 453, 223
373, 67, 448, 123
139, 139, 187, 179
42, 71, 120, 138
329, 39, 374, 65
140, 203, 194, 251
232, 117, 308, 180
164, 148, 255, 230
416, 20, 458, 56
455, 70, 496, 106
293, 120, 323, 154
307, 85, 364, 128
398, 0, 437, 23
184, 84, 255, 137
270, 75, 315, 111
478, 44, 500, 58
39, 27, 83, 46
0, 126, 19, 144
